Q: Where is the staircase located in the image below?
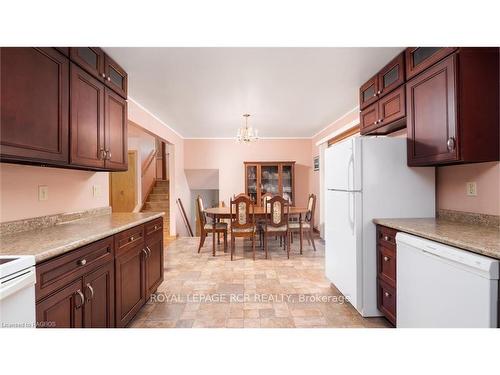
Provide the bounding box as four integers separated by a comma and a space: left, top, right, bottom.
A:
141, 179, 170, 236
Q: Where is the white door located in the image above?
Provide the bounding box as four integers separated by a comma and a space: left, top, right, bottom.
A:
325, 190, 360, 309
325, 137, 361, 191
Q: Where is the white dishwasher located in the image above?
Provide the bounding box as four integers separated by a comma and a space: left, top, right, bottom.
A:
396, 233, 499, 328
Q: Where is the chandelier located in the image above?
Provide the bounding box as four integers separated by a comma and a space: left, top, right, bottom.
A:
236, 114, 259, 143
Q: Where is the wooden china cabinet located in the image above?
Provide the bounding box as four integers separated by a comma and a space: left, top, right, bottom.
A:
244, 161, 295, 206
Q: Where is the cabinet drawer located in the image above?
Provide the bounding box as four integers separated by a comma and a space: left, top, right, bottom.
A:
145, 218, 163, 238
377, 279, 396, 325
377, 225, 397, 249
36, 237, 114, 302
378, 245, 396, 287
115, 224, 145, 255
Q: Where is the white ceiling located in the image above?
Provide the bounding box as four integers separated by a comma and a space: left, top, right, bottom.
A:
104, 47, 403, 138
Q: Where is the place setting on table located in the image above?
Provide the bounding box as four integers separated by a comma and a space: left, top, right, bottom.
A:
196, 193, 316, 260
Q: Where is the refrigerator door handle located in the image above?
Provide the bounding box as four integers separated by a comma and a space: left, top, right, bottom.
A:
348, 191, 355, 234
347, 153, 354, 191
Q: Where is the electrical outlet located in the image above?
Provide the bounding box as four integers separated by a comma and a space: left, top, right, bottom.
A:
38, 185, 48, 201
466, 182, 477, 196
92, 185, 101, 197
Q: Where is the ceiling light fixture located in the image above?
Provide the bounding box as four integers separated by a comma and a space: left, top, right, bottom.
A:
236, 114, 258, 144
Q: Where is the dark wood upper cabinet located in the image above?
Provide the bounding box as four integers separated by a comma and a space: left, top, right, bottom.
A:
360, 102, 379, 134
407, 48, 499, 166
69, 47, 105, 81
405, 47, 457, 79
104, 54, 128, 98
83, 261, 115, 328
359, 75, 379, 110
104, 88, 128, 170
378, 53, 405, 97
70, 63, 106, 169
1, 47, 69, 165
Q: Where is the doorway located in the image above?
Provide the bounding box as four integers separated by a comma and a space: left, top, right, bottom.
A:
110, 151, 137, 212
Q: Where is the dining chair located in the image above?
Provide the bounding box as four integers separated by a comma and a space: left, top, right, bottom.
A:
289, 193, 316, 254
230, 195, 257, 260
262, 195, 290, 259
196, 195, 228, 256
257, 192, 273, 246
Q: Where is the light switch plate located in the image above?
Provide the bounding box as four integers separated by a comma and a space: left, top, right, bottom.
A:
92, 184, 101, 197
466, 182, 477, 196
38, 185, 48, 201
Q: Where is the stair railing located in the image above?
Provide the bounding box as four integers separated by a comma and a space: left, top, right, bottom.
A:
176, 198, 194, 237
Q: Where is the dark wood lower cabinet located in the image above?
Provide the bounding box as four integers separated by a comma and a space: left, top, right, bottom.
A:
115, 243, 147, 328
35, 218, 164, 328
83, 261, 115, 328
36, 279, 84, 328
376, 225, 398, 326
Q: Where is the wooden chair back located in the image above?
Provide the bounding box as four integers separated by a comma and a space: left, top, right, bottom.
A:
196, 195, 207, 228
230, 195, 255, 230
265, 195, 289, 229
305, 194, 316, 224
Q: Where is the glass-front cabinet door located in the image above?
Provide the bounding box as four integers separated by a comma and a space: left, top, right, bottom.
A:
378, 52, 404, 97
260, 165, 279, 197
281, 164, 294, 204
359, 75, 378, 110
245, 164, 258, 204
70, 47, 105, 80
405, 47, 457, 79
104, 54, 128, 98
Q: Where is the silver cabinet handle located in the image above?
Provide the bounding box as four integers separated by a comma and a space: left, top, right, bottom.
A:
372, 93, 377, 97
130, 236, 135, 241
142, 248, 148, 258
384, 235, 390, 241
377, 90, 381, 94
446, 137, 456, 151
146, 246, 152, 257
78, 259, 87, 266
154, 225, 158, 230
383, 256, 390, 262
75, 290, 85, 308
86, 283, 94, 301
101, 73, 106, 78
107, 76, 111, 82
98, 148, 106, 159
384, 291, 390, 298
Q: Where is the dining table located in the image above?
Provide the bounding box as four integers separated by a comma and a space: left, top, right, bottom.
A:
203, 206, 309, 255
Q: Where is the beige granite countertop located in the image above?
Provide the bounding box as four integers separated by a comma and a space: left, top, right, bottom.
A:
373, 218, 500, 260
0, 212, 164, 263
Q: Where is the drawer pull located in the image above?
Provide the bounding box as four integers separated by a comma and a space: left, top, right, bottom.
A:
78, 259, 87, 266
129, 236, 135, 242
384, 235, 390, 241
383, 256, 390, 262
384, 291, 391, 298
154, 225, 158, 230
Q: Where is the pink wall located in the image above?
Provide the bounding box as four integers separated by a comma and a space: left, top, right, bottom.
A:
0, 163, 109, 222
184, 139, 312, 208
437, 162, 499, 216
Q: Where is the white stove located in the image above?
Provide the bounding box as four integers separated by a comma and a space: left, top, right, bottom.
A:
0, 255, 36, 328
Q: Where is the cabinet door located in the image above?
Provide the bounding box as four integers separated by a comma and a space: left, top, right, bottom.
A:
378, 86, 405, 126
70, 47, 105, 81
405, 47, 456, 79
70, 63, 106, 169
281, 163, 294, 205
83, 262, 115, 328
36, 279, 84, 328
407, 54, 457, 166
1, 47, 69, 164
145, 234, 164, 296
245, 164, 258, 204
378, 52, 405, 97
115, 244, 147, 327
359, 75, 379, 110
104, 88, 127, 171
359, 102, 379, 135
104, 54, 128, 98
260, 164, 279, 196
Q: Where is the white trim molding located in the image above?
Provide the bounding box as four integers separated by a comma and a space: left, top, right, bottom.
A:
315, 119, 359, 146
311, 106, 359, 139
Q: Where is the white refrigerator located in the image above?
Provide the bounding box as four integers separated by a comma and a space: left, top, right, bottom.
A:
325, 136, 435, 317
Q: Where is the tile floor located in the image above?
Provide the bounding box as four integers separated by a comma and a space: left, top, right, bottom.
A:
129, 234, 391, 328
